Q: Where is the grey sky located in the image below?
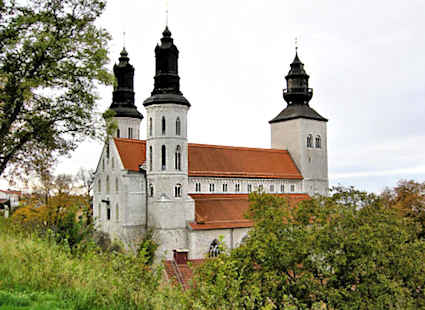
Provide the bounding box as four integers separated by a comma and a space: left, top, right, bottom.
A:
2, 0, 424, 193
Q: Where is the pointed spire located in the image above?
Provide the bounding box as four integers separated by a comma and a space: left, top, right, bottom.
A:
283, 50, 312, 105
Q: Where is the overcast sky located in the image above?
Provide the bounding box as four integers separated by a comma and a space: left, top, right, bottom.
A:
2, 0, 425, 193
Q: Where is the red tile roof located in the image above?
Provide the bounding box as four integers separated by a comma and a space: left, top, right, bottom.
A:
114, 138, 146, 171
189, 193, 310, 230
0, 189, 22, 196
114, 139, 302, 179
163, 259, 205, 290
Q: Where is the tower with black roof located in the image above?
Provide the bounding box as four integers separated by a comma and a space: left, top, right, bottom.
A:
270, 51, 329, 196
143, 27, 195, 258
109, 48, 143, 139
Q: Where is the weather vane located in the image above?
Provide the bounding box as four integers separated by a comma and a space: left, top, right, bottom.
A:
123, 31, 126, 47
165, 0, 169, 27
295, 37, 299, 52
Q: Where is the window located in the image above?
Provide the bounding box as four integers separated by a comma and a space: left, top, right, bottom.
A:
209, 239, 220, 258
117, 128, 120, 138
106, 175, 110, 194
102, 159, 105, 171
162, 116, 166, 135
116, 204, 119, 221
280, 184, 285, 193
149, 117, 152, 136
175, 184, 182, 197
98, 204, 101, 219
149, 146, 153, 171
106, 142, 110, 159
176, 117, 181, 136
175, 145, 181, 171
111, 157, 115, 169
209, 183, 215, 192
107, 208, 111, 221
248, 184, 252, 193
149, 184, 154, 197
223, 183, 228, 192
98, 179, 101, 192
290, 184, 295, 192
195, 183, 201, 192
235, 183, 240, 192
315, 135, 321, 148
270, 184, 274, 193
115, 177, 119, 192
258, 184, 263, 191
161, 145, 166, 170
128, 127, 133, 139
307, 134, 313, 148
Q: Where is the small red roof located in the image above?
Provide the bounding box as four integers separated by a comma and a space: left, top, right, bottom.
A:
114, 138, 302, 180
189, 193, 310, 230
163, 259, 205, 290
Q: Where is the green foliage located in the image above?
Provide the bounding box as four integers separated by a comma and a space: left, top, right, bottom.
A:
0, 0, 113, 178
137, 230, 159, 266
190, 188, 425, 309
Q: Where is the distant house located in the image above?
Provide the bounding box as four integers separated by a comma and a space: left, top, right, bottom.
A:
0, 189, 22, 217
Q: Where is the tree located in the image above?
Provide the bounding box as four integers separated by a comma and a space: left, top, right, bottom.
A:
191, 189, 425, 309
76, 167, 94, 198
0, 0, 113, 179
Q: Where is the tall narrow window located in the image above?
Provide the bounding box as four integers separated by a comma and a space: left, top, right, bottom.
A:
209, 239, 220, 258
290, 184, 295, 192
149, 184, 154, 197
98, 204, 101, 219
175, 145, 181, 171
258, 184, 263, 191
111, 157, 115, 169
176, 117, 181, 136
248, 184, 252, 193
107, 208, 111, 221
149, 146, 153, 171
115, 177, 119, 192
270, 184, 275, 193
149, 117, 153, 136
235, 183, 240, 192
281, 184, 285, 193
116, 203, 119, 221
128, 127, 133, 139
209, 183, 215, 192
106, 175, 110, 194
116, 128, 120, 138
106, 142, 110, 159
315, 135, 321, 149
175, 184, 182, 197
161, 145, 166, 170
223, 184, 228, 192
162, 116, 166, 135
98, 179, 101, 192
307, 134, 313, 148
102, 159, 105, 171
195, 183, 201, 192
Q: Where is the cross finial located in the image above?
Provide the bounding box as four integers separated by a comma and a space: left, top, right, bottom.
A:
295, 37, 298, 52
123, 31, 126, 47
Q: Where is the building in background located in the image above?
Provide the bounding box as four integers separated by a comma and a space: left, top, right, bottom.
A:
0, 189, 22, 217
93, 27, 328, 260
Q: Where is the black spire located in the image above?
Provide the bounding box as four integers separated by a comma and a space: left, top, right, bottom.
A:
109, 48, 143, 120
270, 51, 327, 123
143, 27, 190, 107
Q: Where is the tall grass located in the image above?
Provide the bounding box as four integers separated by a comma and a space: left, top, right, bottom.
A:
0, 218, 189, 309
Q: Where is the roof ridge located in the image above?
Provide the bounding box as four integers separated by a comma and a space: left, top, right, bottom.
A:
114, 138, 146, 144
188, 142, 289, 153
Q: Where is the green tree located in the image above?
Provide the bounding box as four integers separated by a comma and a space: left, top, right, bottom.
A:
191, 189, 425, 309
0, 0, 113, 178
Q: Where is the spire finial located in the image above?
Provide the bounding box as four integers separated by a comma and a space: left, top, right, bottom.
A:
165, 0, 169, 27
295, 37, 298, 53
123, 31, 126, 48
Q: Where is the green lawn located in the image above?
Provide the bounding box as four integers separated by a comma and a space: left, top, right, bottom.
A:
0, 290, 71, 310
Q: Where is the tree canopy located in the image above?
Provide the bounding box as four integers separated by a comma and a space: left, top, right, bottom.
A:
0, 0, 112, 178
191, 188, 425, 309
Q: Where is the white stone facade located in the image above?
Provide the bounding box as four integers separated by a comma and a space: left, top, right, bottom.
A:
114, 116, 141, 139
271, 118, 328, 196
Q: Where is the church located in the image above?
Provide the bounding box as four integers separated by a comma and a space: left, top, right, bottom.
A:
93, 26, 328, 260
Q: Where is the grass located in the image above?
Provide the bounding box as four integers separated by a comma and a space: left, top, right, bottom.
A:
0, 290, 71, 310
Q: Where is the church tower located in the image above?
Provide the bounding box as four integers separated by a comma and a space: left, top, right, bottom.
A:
270, 51, 329, 196
109, 48, 143, 139
143, 27, 194, 258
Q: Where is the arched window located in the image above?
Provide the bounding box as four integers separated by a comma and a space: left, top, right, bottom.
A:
106, 175, 110, 194
128, 127, 133, 139
208, 239, 220, 258
280, 184, 285, 193
306, 134, 313, 148
161, 145, 166, 170
107, 208, 111, 221
162, 116, 166, 135
175, 145, 181, 171
149, 183, 154, 197
111, 157, 115, 169
115, 177, 119, 192
175, 184, 182, 197
98, 179, 101, 192
106, 142, 110, 159
98, 204, 101, 219
116, 128, 120, 138
176, 117, 181, 136
149, 117, 153, 136
315, 135, 321, 149
116, 203, 119, 221
102, 159, 105, 171
149, 146, 153, 171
